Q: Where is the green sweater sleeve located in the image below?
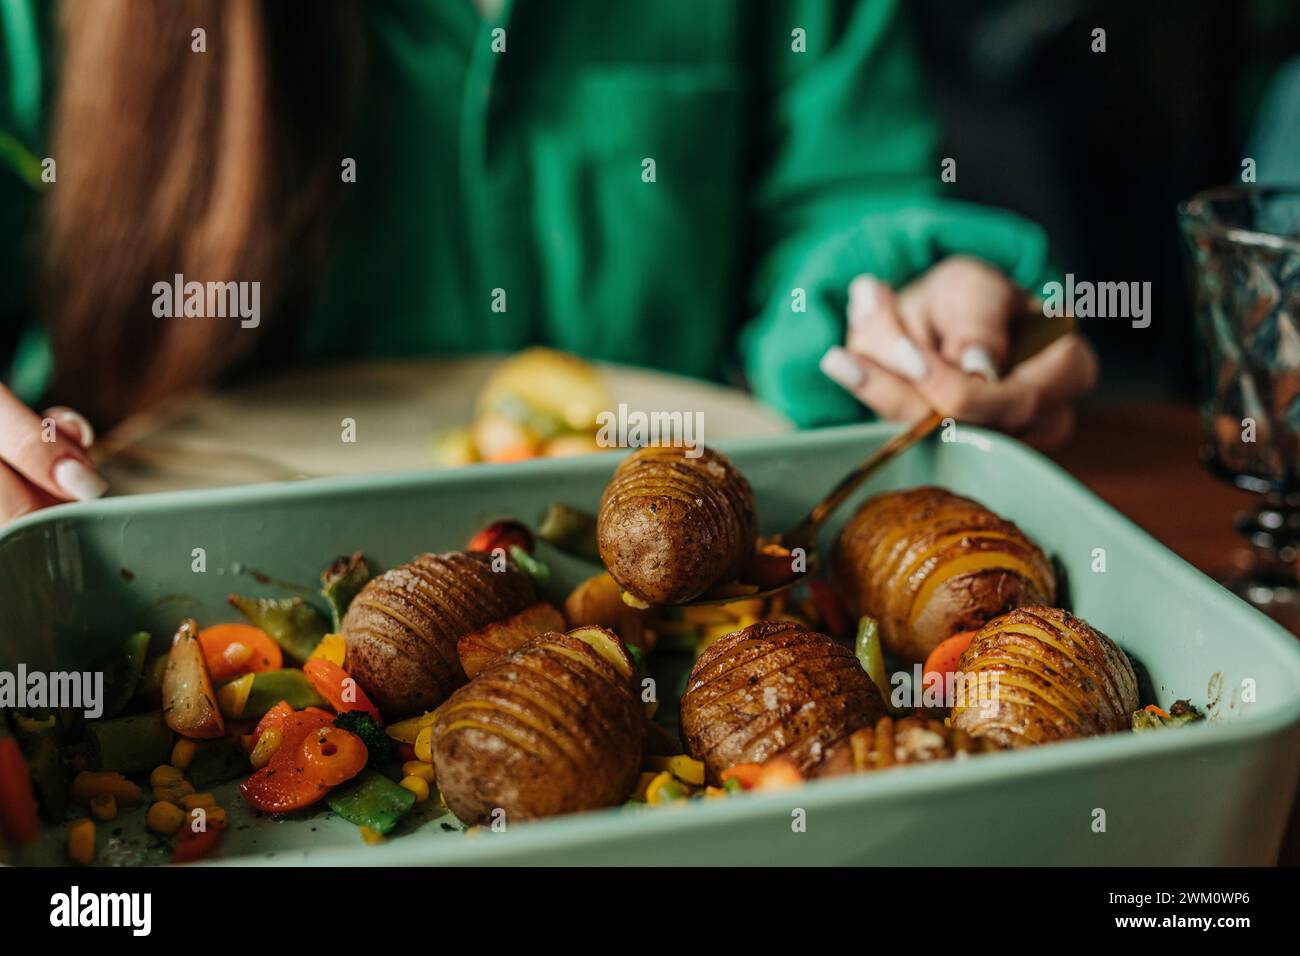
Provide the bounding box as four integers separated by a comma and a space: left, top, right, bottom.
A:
740, 0, 1054, 428
0, 0, 48, 401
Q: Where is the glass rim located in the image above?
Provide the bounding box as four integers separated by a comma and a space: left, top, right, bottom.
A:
1177, 184, 1300, 255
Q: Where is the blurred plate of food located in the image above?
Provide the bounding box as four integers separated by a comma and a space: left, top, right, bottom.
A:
94, 348, 792, 495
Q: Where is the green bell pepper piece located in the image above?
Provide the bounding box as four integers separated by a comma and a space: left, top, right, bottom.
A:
243, 669, 327, 721
12, 711, 69, 822
536, 503, 600, 562
228, 594, 329, 662
188, 738, 252, 790
96, 631, 152, 719
84, 711, 173, 775
326, 770, 416, 835
321, 552, 370, 631
854, 616, 889, 699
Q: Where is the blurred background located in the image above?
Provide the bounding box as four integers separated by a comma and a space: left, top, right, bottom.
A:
910, 0, 1300, 399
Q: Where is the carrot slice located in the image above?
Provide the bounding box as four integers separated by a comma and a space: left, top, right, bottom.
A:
243, 700, 295, 754
199, 624, 283, 683
299, 726, 368, 788
239, 708, 338, 813
921, 630, 979, 697
720, 763, 764, 790
302, 659, 383, 725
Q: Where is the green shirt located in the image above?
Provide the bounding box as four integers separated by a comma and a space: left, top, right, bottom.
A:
0, 0, 1053, 427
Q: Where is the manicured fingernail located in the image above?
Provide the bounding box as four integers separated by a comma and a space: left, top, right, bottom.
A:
44, 407, 95, 448
886, 338, 929, 382
960, 345, 999, 382
53, 458, 108, 501
820, 346, 866, 390
847, 276, 882, 331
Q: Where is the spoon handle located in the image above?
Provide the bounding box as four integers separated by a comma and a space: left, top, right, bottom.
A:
781, 409, 945, 551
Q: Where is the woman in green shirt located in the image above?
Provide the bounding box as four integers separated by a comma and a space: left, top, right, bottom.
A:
0, 0, 1094, 524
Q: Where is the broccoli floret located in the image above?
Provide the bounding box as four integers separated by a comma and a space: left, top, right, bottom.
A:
333, 711, 394, 768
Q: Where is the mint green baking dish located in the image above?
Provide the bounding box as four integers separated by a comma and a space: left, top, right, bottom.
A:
3, 423, 1299, 865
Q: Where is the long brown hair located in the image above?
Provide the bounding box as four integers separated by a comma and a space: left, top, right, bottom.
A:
43, 0, 362, 426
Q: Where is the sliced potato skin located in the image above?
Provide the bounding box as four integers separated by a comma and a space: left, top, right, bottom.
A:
679, 620, 886, 784
432, 627, 645, 824
457, 601, 567, 679
950, 605, 1139, 748
162, 618, 225, 740
342, 551, 536, 719
833, 487, 1056, 663
597, 445, 757, 605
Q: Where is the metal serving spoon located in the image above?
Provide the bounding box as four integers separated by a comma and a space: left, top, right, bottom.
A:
673, 301, 1076, 608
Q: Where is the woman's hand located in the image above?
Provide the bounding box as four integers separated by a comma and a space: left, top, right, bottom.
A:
818, 256, 1098, 449
0, 383, 106, 526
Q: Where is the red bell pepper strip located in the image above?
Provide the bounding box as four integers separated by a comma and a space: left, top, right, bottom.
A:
0, 738, 40, 845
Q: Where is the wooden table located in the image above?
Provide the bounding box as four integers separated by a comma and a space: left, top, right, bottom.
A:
1051, 398, 1300, 865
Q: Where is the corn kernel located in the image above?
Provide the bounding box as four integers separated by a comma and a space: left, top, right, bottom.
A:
171, 738, 199, 770
399, 774, 430, 803
182, 793, 216, 811
249, 727, 283, 769
645, 771, 685, 807
360, 826, 383, 845
67, 818, 95, 865
154, 779, 195, 806
207, 806, 229, 830
414, 726, 434, 763
150, 764, 184, 788
146, 800, 186, 835
88, 793, 117, 821
402, 760, 435, 783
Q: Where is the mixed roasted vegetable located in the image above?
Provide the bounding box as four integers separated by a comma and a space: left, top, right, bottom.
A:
0, 446, 1208, 864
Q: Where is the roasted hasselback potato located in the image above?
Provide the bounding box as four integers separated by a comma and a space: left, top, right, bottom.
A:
597, 445, 757, 605
950, 605, 1139, 748
833, 487, 1056, 663
432, 626, 645, 824
342, 551, 536, 718
679, 620, 886, 784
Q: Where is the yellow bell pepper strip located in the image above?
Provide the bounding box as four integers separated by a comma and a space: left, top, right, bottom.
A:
386, 709, 439, 745
309, 634, 347, 667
